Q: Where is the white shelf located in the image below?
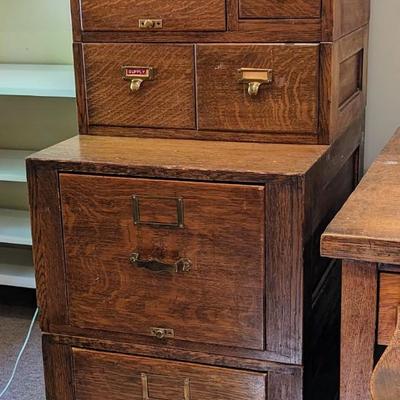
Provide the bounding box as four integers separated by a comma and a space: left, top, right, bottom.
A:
0, 149, 33, 182
0, 208, 32, 246
0, 247, 35, 289
0, 64, 75, 98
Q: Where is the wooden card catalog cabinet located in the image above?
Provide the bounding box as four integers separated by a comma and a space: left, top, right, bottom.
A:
28, 0, 371, 399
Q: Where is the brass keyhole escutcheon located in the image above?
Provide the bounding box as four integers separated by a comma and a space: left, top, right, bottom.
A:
142, 19, 154, 29
239, 68, 273, 97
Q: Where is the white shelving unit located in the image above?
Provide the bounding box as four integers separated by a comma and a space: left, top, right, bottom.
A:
0, 247, 35, 289
0, 62, 75, 289
0, 64, 75, 98
0, 208, 32, 246
0, 149, 33, 182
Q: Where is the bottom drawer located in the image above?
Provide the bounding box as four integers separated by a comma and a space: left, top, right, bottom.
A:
378, 272, 400, 345
72, 349, 267, 400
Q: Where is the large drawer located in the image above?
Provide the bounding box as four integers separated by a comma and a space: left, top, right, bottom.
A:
72, 348, 267, 400
80, 0, 226, 32
197, 44, 319, 134
83, 44, 196, 130
60, 174, 265, 350
378, 272, 400, 345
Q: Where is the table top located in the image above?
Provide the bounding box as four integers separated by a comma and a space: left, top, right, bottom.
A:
321, 128, 400, 264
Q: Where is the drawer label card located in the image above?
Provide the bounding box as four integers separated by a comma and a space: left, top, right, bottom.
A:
122, 66, 154, 80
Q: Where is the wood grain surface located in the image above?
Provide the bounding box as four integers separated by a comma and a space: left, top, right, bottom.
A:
340, 260, 377, 400
84, 43, 195, 130
60, 174, 265, 350
80, 0, 226, 32
197, 44, 319, 134
239, 0, 320, 19
28, 135, 328, 183
73, 348, 267, 400
378, 273, 400, 345
371, 306, 400, 400
321, 128, 400, 264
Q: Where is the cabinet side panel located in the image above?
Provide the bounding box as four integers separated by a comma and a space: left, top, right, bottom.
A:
265, 177, 304, 364
27, 161, 68, 330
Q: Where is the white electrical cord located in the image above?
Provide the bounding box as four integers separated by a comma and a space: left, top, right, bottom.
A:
0, 307, 39, 398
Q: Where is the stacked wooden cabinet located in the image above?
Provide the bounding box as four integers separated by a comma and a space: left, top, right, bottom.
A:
28, 1, 370, 399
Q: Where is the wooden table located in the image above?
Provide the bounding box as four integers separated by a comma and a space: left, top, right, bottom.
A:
321, 128, 400, 400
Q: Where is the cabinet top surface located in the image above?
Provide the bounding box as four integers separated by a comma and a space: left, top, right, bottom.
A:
322, 128, 400, 264
27, 135, 328, 182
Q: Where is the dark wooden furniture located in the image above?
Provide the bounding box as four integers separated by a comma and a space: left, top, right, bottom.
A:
28, 1, 370, 399
321, 128, 400, 400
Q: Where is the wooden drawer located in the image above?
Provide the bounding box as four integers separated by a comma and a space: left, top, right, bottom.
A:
80, 0, 226, 32
197, 44, 319, 134
83, 43, 195, 130
60, 174, 265, 350
239, 0, 321, 19
378, 273, 400, 345
73, 348, 267, 400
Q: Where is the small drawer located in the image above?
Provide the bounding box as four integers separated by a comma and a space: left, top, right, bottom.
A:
80, 0, 226, 32
239, 0, 321, 19
60, 174, 265, 350
196, 44, 319, 134
378, 273, 400, 345
73, 349, 267, 400
83, 43, 195, 130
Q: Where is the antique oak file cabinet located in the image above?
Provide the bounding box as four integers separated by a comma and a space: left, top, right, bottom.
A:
28, 1, 370, 399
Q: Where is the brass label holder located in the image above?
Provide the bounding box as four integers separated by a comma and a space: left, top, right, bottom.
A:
239, 68, 273, 97
122, 66, 155, 92
139, 19, 163, 29
141, 373, 190, 400
132, 195, 184, 228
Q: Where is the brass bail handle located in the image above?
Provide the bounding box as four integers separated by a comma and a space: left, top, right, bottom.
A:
129, 252, 192, 273
130, 79, 144, 92
239, 68, 273, 97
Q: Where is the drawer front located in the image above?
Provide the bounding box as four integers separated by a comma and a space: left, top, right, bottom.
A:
197, 44, 319, 134
60, 174, 265, 350
239, 0, 320, 19
81, 0, 226, 32
84, 44, 195, 130
73, 349, 267, 400
378, 273, 400, 345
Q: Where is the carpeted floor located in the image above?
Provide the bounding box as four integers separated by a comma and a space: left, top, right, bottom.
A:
0, 288, 45, 400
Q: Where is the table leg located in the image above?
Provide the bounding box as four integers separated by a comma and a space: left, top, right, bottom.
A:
341, 260, 378, 400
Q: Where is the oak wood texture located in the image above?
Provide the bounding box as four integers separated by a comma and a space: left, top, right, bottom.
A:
83, 43, 195, 130
340, 260, 378, 400
239, 0, 320, 19
371, 306, 400, 400
70, 0, 369, 42
378, 273, 400, 345
322, 0, 370, 41
319, 27, 368, 143
59, 174, 265, 350
73, 348, 267, 400
28, 135, 329, 183
321, 128, 400, 264
42, 334, 305, 400
197, 44, 319, 134
80, 0, 226, 32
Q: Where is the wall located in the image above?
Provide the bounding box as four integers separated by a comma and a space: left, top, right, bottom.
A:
365, 0, 400, 168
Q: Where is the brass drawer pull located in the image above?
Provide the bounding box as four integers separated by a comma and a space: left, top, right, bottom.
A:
239, 67, 273, 97
130, 253, 192, 273
139, 19, 163, 29
122, 66, 155, 92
